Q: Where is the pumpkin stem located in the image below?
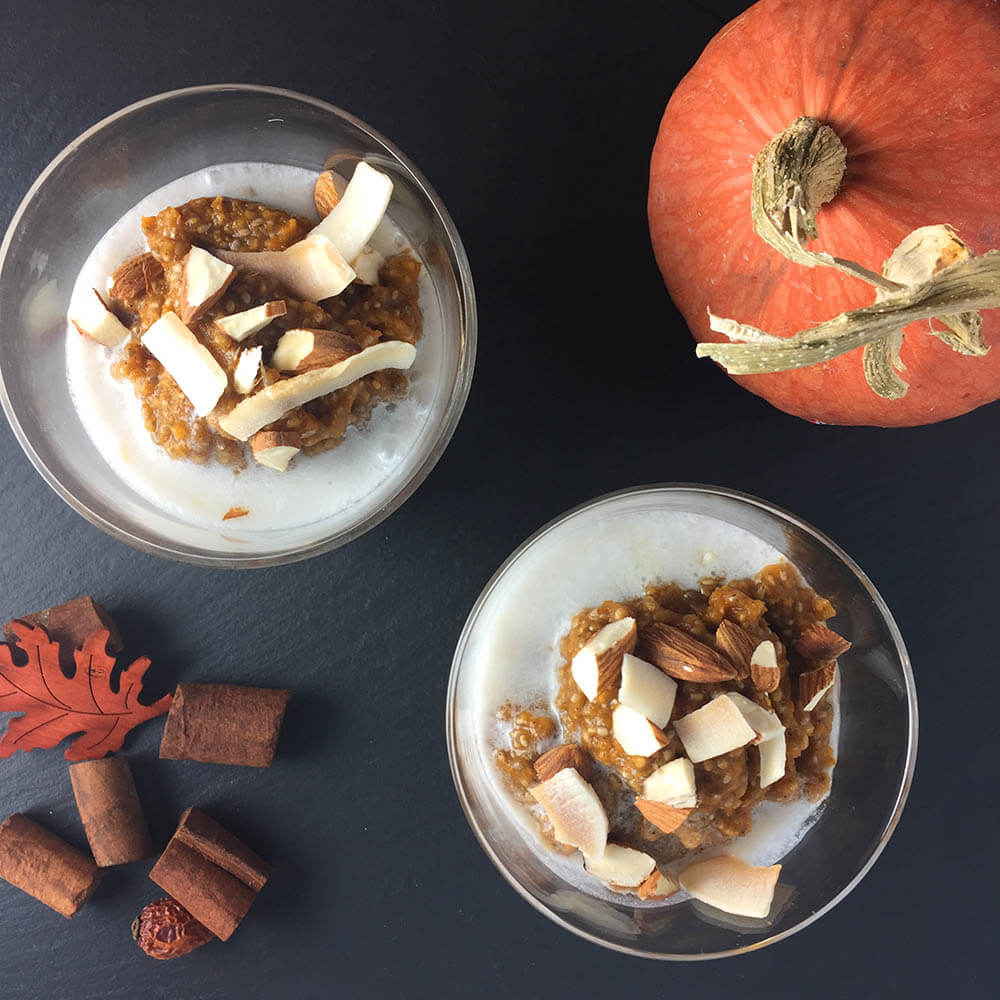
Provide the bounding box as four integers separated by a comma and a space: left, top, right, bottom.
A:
701, 119, 995, 398
751, 116, 901, 292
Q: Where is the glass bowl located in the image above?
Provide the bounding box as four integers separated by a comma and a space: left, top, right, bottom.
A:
447, 485, 917, 959
0, 84, 475, 567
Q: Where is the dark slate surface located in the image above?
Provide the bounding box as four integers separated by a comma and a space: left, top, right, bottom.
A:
0, 1, 994, 997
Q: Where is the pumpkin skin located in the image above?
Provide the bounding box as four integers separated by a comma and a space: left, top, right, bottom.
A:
648, 0, 1000, 426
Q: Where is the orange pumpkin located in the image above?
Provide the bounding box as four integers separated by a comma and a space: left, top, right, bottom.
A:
648, 0, 1000, 426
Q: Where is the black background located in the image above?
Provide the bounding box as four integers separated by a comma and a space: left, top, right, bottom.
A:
0, 1, 996, 997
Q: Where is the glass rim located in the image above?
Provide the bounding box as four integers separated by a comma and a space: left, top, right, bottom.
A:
0, 83, 477, 568
446, 483, 918, 960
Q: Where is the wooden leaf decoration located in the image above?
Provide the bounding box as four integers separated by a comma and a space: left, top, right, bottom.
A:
0, 622, 172, 761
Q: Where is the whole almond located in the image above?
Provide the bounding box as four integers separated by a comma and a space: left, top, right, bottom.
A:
637, 623, 737, 683
715, 620, 755, 678
109, 252, 165, 302
533, 743, 592, 783
795, 623, 851, 661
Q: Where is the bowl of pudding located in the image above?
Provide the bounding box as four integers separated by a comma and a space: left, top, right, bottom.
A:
0, 85, 475, 566
447, 485, 916, 958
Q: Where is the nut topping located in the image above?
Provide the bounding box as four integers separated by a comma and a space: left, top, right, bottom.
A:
635, 799, 693, 834
714, 620, 755, 678
313, 170, 341, 217
798, 660, 837, 711
533, 743, 592, 783
795, 623, 852, 661
109, 253, 164, 302
636, 623, 737, 683
749, 640, 780, 693
570, 617, 637, 701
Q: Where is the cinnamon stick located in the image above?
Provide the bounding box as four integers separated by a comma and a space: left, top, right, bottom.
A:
149, 807, 269, 941
0, 814, 101, 918
159, 683, 291, 768
69, 756, 152, 866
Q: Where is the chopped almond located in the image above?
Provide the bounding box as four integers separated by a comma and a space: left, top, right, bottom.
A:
799, 661, 837, 711
232, 346, 262, 395
271, 329, 362, 372
795, 623, 852, 661
214, 301, 286, 342
749, 640, 780, 692
643, 757, 697, 808
570, 618, 637, 701
314, 170, 341, 217
637, 869, 679, 901
635, 799, 692, 834
179, 246, 236, 324
618, 653, 676, 728
251, 431, 302, 472
611, 704, 668, 758
533, 744, 592, 783
70, 289, 130, 347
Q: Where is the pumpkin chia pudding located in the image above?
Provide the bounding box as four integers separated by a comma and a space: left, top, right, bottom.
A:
493, 561, 846, 915
65, 161, 439, 530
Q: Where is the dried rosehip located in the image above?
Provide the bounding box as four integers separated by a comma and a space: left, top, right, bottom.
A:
132, 897, 214, 960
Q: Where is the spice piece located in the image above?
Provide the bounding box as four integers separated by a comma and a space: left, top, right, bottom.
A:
749, 640, 780, 692
3, 596, 123, 664
634, 800, 693, 834
0, 624, 172, 761
583, 844, 655, 888
159, 683, 291, 767
271, 328, 362, 372
132, 897, 214, 960
570, 617, 637, 701
795, 623, 852, 661
70, 288, 130, 347
214, 300, 286, 343
109, 253, 164, 302
149, 808, 269, 941
69, 755, 152, 866
636, 623, 737, 683
313, 170, 341, 217
223, 507, 250, 521
533, 743, 592, 783
798, 661, 837, 711
0, 813, 101, 917
714, 620, 755, 678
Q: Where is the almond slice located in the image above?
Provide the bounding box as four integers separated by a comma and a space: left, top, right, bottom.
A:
251, 431, 302, 472
218, 341, 416, 441
216, 234, 356, 302
611, 704, 668, 758
619, 653, 677, 728
314, 170, 341, 217
749, 640, 780, 692
179, 246, 236, 324
533, 744, 592, 783
636, 623, 737, 683
108, 252, 164, 302
635, 799, 693, 834
637, 869, 680, 901
673, 694, 758, 763
798, 660, 837, 711
271, 328, 362, 372
232, 346, 263, 395
312, 161, 393, 263
724, 693, 786, 788
715, 620, 755, 678
214, 300, 286, 342
795, 623, 852, 660
679, 855, 781, 918
583, 844, 656, 889
352, 245, 385, 285
570, 617, 637, 701
529, 768, 608, 859
69, 288, 130, 347
643, 757, 697, 808
141, 311, 227, 417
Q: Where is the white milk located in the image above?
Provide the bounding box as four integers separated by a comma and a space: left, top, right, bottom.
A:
66, 163, 444, 530
465, 501, 838, 906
